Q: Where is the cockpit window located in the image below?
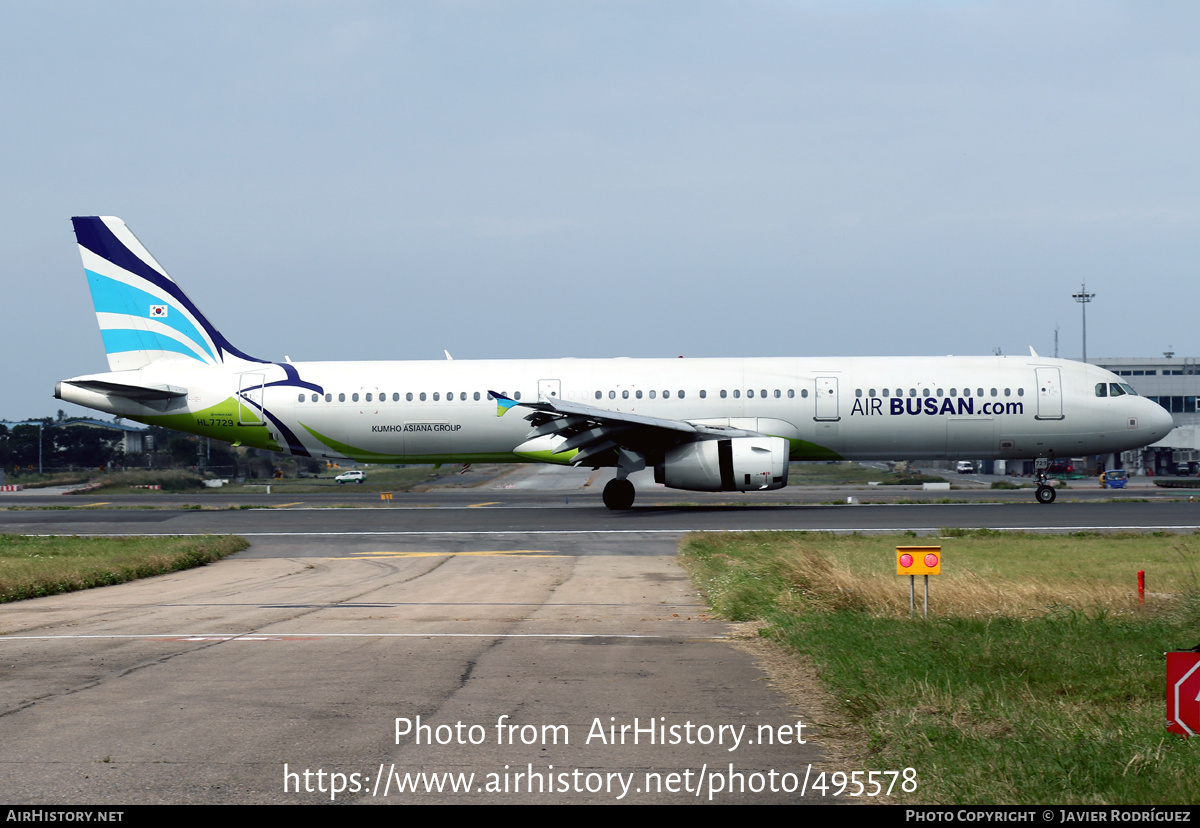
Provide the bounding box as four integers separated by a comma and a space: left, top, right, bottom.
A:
1095, 383, 1108, 397
1120, 383, 1137, 396
1109, 383, 1126, 397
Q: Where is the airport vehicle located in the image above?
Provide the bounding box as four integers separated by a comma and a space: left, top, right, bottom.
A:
334, 470, 365, 484
56, 216, 1175, 509
1102, 469, 1128, 489
956, 461, 974, 474
1047, 458, 1075, 476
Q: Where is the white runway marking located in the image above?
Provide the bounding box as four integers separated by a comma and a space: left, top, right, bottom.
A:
0, 632, 676, 641
17, 525, 1200, 537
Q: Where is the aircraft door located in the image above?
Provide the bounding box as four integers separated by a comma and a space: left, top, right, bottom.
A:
238, 372, 265, 426
814, 377, 840, 421
538, 379, 561, 402
1034, 368, 1064, 420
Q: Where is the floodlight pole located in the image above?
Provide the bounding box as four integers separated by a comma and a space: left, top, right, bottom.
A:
1072, 283, 1095, 363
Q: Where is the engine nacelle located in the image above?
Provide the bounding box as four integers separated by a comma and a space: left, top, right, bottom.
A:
657, 436, 790, 492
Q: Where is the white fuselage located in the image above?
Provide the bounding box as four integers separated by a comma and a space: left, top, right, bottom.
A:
59, 354, 1175, 467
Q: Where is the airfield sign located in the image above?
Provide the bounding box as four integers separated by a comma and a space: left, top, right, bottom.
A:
1166, 651, 1200, 738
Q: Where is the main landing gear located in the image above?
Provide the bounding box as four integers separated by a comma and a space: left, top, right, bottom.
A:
603, 478, 636, 510
602, 449, 645, 510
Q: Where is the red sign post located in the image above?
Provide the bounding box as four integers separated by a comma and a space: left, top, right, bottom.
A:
1166, 651, 1200, 738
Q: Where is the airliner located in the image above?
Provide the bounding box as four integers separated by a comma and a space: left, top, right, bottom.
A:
56, 216, 1174, 508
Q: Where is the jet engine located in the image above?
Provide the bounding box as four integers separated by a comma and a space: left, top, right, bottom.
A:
656, 436, 790, 492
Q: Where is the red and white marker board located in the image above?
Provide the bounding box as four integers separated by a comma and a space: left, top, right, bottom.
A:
1166, 651, 1200, 738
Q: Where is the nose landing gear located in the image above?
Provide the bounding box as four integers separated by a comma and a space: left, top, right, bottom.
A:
1034, 457, 1056, 504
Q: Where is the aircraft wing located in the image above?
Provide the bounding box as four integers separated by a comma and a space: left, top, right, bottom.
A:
489, 390, 761, 467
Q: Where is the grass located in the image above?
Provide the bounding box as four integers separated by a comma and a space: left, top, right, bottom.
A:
679, 531, 1200, 804
787, 462, 947, 487
0, 534, 250, 602
67, 464, 495, 496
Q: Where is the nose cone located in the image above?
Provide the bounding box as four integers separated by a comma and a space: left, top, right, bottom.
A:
1143, 400, 1175, 443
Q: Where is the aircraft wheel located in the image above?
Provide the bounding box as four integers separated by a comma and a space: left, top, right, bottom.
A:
1035, 485, 1056, 504
603, 478, 636, 510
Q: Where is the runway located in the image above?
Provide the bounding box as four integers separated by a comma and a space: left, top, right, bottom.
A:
1, 470, 1196, 804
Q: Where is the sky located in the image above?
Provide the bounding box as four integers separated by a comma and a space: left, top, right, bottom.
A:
2, 1, 1198, 419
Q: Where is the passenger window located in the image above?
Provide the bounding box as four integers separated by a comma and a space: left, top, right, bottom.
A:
649, 390, 656, 399
882, 388, 889, 397
338, 393, 346, 402
325, 393, 332, 402
595, 391, 602, 399
1004, 388, 1011, 397
298, 394, 305, 402
990, 388, 998, 397
733, 390, 740, 398
774, 389, 781, 398
473, 392, 480, 401
622, 390, 629, 399
419, 392, 426, 401
664, 390, 671, 399
432, 393, 438, 401
461, 392, 466, 401
760, 389, 766, 398
365, 393, 372, 402
312, 394, 318, 402
922, 388, 930, 397
720, 390, 727, 398
699, 390, 706, 399
788, 389, 795, 398
609, 391, 616, 399
748, 389, 755, 398
679, 391, 685, 398
936, 388, 943, 397
801, 389, 808, 398
636, 390, 643, 399
514, 391, 521, 400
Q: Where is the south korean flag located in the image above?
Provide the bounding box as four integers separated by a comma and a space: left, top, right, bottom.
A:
149, 305, 168, 318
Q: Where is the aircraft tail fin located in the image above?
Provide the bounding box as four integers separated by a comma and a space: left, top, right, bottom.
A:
71, 216, 260, 371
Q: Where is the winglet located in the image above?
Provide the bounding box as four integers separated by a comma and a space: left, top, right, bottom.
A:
490, 390, 521, 417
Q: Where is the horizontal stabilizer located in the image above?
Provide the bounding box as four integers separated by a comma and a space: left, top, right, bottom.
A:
56, 375, 189, 414
64, 379, 188, 401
